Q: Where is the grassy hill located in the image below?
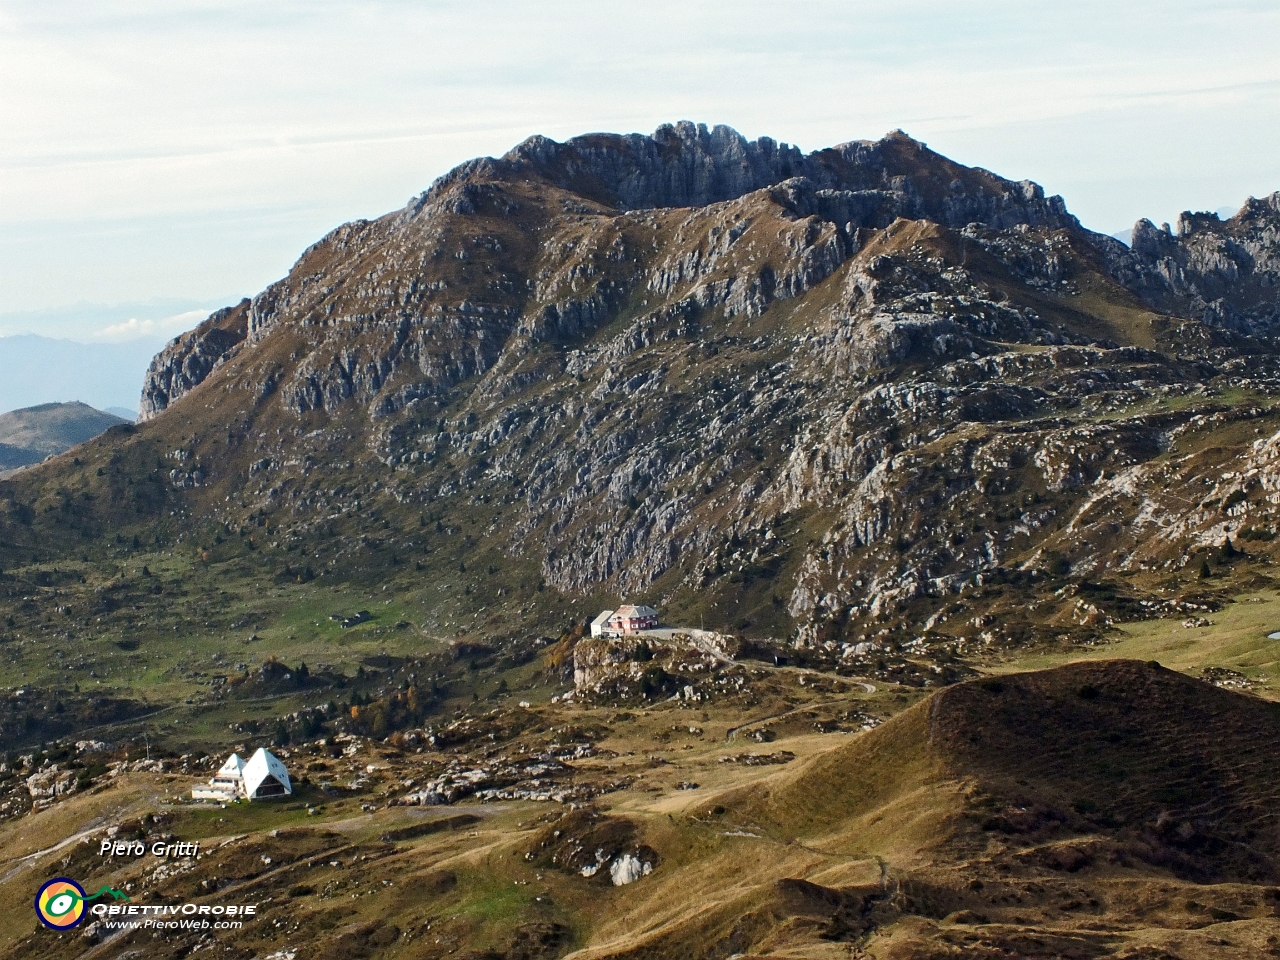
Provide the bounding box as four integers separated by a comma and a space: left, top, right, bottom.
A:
0, 402, 127, 472
738, 659, 1280, 876
4, 660, 1280, 959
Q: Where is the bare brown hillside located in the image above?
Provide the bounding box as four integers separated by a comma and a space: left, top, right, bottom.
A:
581, 660, 1280, 958
0, 402, 126, 472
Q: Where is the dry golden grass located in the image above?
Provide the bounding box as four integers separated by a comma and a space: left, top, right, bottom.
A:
996, 590, 1280, 696
562, 658, 1280, 958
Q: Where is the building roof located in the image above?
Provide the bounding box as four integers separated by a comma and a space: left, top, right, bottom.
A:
591, 610, 615, 626
613, 604, 659, 619
242, 747, 291, 798
215, 753, 245, 779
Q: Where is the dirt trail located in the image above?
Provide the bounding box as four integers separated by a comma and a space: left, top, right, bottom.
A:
0, 825, 102, 884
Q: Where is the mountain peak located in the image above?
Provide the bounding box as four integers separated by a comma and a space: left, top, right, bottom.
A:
137, 123, 1087, 424
416, 121, 1074, 228
8, 121, 1279, 659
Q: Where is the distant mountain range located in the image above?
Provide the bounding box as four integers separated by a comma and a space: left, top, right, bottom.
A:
0, 334, 162, 415
0, 401, 128, 473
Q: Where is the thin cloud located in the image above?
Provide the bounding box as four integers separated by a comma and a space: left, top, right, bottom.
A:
92, 309, 208, 343
1, 0, 1277, 317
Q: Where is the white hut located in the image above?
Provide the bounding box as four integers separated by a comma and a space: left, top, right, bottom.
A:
590, 610, 615, 638
242, 747, 292, 800
192, 752, 245, 801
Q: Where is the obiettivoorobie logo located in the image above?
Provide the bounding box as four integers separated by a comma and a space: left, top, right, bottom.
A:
35, 877, 129, 930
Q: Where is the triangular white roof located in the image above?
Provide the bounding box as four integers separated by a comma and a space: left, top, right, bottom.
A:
591, 610, 615, 626
216, 753, 245, 779
242, 747, 291, 799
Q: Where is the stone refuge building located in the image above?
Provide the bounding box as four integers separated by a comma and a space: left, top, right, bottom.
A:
592, 604, 660, 636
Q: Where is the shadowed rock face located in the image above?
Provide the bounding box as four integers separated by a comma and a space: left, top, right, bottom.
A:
139, 300, 250, 421
1124, 192, 1280, 334
18, 122, 1280, 655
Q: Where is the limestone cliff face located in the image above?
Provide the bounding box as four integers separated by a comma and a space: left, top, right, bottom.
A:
138, 125, 1084, 425
498, 123, 1079, 230
139, 300, 250, 421
113, 123, 1280, 649
1124, 193, 1280, 334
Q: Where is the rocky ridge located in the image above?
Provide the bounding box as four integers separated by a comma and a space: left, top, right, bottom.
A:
139, 300, 250, 421
8, 122, 1280, 666
1125, 192, 1280, 334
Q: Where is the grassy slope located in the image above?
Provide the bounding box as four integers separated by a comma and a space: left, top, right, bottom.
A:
0, 403, 126, 457
996, 589, 1280, 695
6, 648, 1280, 958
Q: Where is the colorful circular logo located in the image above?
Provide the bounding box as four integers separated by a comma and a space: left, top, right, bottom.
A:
35, 878, 87, 929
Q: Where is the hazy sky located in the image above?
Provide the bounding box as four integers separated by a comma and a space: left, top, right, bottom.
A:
2, 0, 1278, 339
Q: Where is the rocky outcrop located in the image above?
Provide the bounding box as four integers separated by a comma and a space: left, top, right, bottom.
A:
25, 764, 76, 799
139, 300, 250, 420
573, 637, 639, 691
100, 123, 1280, 655
1121, 193, 1280, 334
